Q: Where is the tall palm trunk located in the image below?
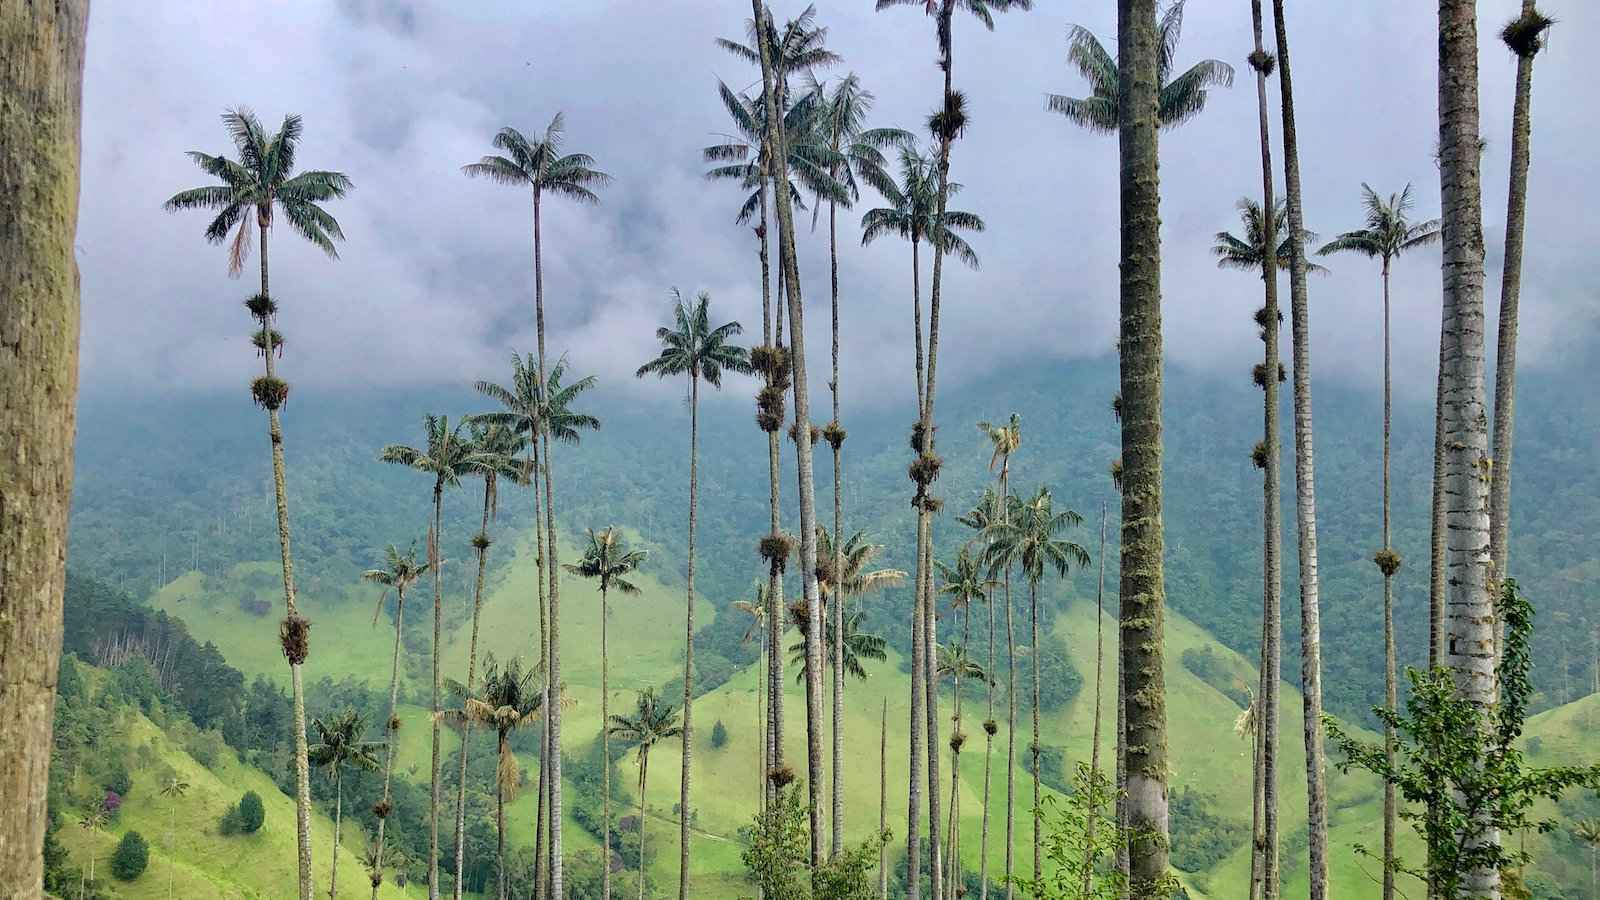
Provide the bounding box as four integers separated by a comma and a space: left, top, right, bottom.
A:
924, 519, 944, 900
533, 188, 568, 900
1248, 3, 1283, 895
759, 180, 788, 813
428, 481, 445, 900
253, 218, 320, 900
497, 734, 509, 900
1116, 0, 1172, 893
828, 191, 848, 859
978, 538, 997, 900
529, 440, 549, 900
1029, 581, 1042, 880
752, 0, 827, 871
1080, 505, 1108, 899
1269, 3, 1329, 893
1001, 471, 1018, 900
602, 582, 613, 900
637, 751, 651, 900
1488, 0, 1543, 601
945, 609, 971, 899
0, 5, 85, 893
454, 478, 497, 900
330, 769, 344, 900
1438, 2, 1499, 896
679, 374, 701, 900
906, 236, 928, 900
880, 699, 890, 900
1379, 258, 1398, 900
372, 588, 407, 900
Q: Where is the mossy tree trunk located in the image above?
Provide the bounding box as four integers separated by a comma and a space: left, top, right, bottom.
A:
0, 4, 85, 896
678, 373, 701, 900
428, 481, 444, 900
1115, 0, 1173, 894
453, 477, 496, 900
371, 586, 406, 900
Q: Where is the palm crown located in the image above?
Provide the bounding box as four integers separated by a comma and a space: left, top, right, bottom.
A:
937, 544, 997, 612
635, 289, 752, 387
717, 4, 840, 90
860, 143, 984, 267
935, 642, 989, 685
441, 654, 543, 792
977, 414, 1021, 473
564, 527, 647, 601
874, 0, 1034, 61
704, 78, 846, 223
163, 108, 352, 275
379, 414, 480, 494
808, 72, 911, 212
1316, 183, 1442, 264
788, 605, 888, 682
607, 687, 683, 761
814, 526, 908, 603
363, 543, 430, 624
986, 487, 1090, 585
1047, 0, 1234, 134
461, 113, 611, 204
308, 710, 382, 774
1214, 198, 1327, 275
475, 353, 601, 452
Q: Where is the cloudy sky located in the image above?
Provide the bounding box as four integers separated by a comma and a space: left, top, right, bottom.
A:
76, 0, 1597, 409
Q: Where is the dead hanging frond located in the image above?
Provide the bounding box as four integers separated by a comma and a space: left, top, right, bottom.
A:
949, 731, 966, 753
750, 344, 791, 382
822, 420, 847, 450
1110, 392, 1123, 423
788, 421, 822, 446
1374, 547, 1403, 578
908, 452, 943, 487
920, 495, 944, 514
1251, 362, 1287, 389
244, 292, 277, 320
758, 533, 796, 568
1501, 7, 1553, 58
372, 799, 392, 819
1109, 458, 1124, 492
250, 376, 290, 411
471, 531, 492, 551
279, 613, 311, 664
755, 386, 787, 432
909, 420, 937, 453
929, 90, 969, 144
983, 719, 998, 736
1247, 49, 1277, 76
388, 713, 402, 732
768, 764, 796, 788
1251, 441, 1270, 470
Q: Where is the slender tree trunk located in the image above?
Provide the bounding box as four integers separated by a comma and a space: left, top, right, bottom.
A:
0, 4, 85, 895
1270, 3, 1330, 894
1116, 0, 1172, 893
1030, 581, 1042, 881
911, 240, 925, 415
330, 770, 343, 900
497, 741, 507, 900
530, 436, 549, 900
759, 174, 787, 815
603, 581, 613, 900
925, 520, 943, 900
1249, 617, 1267, 900
906, 251, 927, 900
372, 589, 406, 900
453, 478, 496, 900
1438, 2, 1499, 896
1488, 0, 1541, 610
533, 190, 567, 900
1429, 371, 1447, 672
946, 609, 971, 900
679, 374, 700, 900
753, 2, 827, 872
1380, 260, 1398, 900
638, 752, 650, 900
429, 483, 444, 900
1081, 504, 1108, 899
829, 193, 848, 860
1002, 471, 1017, 900
978, 543, 996, 900
880, 699, 889, 900
1248, 4, 1284, 896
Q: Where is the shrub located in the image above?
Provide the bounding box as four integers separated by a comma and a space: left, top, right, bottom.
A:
186, 728, 229, 770
111, 830, 149, 880
711, 720, 729, 749
101, 759, 133, 798
237, 790, 265, 833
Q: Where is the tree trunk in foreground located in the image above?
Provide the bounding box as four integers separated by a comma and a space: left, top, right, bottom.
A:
372, 590, 406, 900
1270, 3, 1330, 894
1438, 1, 1500, 896
330, 771, 343, 900
679, 374, 700, 900
1080, 505, 1108, 899
1116, 0, 1172, 894
428, 485, 444, 900
453, 479, 496, 900
0, 4, 86, 895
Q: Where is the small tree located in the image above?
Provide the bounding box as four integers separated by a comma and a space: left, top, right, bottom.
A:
742, 783, 887, 900
711, 720, 729, 749
1328, 580, 1600, 897
238, 790, 266, 833
1007, 763, 1174, 900
111, 830, 150, 880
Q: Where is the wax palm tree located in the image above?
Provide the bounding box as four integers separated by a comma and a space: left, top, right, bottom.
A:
463, 114, 609, 897
309, 711, 382, 900
448, 422, 527, 900
1270, 3, 1330, 893
1435, 1, 1499, 895
164, 109, 351, 900
937, 540, 992, 889
1317, 182, 1439, 900
636, 288, 750, 896
704, 78, 844, 231
935, 642, 988, 895
1047, 0, 1233, 133
988, 487, 1088, 883
976, 415, 1021, 900
439, 656, 543, 900
731, 589, 770, 820
788, 605, 889, 682
1575, 819, 1600, 899
474, 352, 598, 889
160, 776, 190, 899
79, 809, 107, 890
379, 414, 476, 898
362, 543, 428, 900
609, 688, 684, 900
860, 144, 982, 410
1490, 2, 1553, 605
1214, 199, 1325, 275
565, 527, 646, 900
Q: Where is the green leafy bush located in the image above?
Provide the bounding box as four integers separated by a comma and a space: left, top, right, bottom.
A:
111, 830, 149, 880
711, 719, 729, 749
